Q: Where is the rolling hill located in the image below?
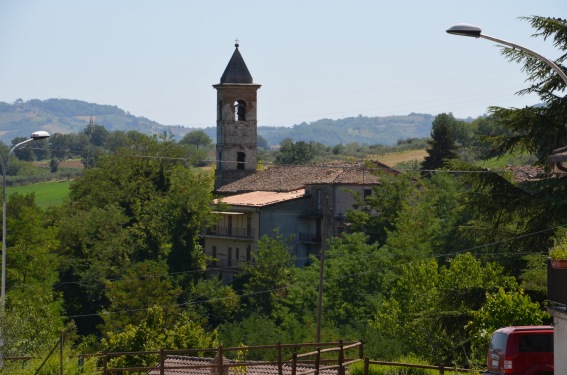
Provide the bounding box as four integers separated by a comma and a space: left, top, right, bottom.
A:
0, 98, 440, 147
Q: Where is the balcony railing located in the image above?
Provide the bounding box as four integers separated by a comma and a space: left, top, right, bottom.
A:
298, 232, 321, 243
204, 226, 255, 239
548, 258, 567, 307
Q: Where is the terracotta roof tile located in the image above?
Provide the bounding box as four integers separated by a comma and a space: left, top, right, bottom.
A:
215, 190, 307, 207
217, 161, 396, 194
148, 356, 339, 375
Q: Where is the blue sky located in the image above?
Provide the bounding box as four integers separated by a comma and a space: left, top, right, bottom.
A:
0, 1, 564, 129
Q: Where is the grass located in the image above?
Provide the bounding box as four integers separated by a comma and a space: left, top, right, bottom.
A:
372, 149, 428, 167
7, 180, 71, 208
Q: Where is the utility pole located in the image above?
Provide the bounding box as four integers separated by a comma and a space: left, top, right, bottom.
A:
316, 194, 328, 342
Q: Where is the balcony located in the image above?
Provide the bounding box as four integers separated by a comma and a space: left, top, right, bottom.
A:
548, 258, 567, 308
204, 226, 255, 239
298, 232, 321, 244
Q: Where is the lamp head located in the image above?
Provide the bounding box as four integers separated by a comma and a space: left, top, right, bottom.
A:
447, 24, 482, 37
31, 131, 50, 140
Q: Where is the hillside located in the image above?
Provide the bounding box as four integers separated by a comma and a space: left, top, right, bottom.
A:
0, 98, 193, 143
0, 98, 437, 146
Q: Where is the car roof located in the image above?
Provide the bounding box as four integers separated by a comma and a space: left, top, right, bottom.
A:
495, 326, 554, 334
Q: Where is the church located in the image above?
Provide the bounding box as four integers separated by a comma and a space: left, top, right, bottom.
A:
204, 43, 396, 281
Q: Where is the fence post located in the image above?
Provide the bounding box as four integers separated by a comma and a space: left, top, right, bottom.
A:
439, 363, 444, 375
358, 340, 364, 359
315, 347, 320, 375
160, 348, 165, 375
364, 357, 369, 375
292, 353, 297, 375
277, 343, 283, 375
338, 340, 344, 375
219, 346, 224, 375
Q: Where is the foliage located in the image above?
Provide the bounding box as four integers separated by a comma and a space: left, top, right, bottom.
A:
422, 113, 459, 171
549, 234, 567, 259
483, 16, 567, 164
180, 130, 212, 149
101, 306, 218, 369
274, 138, 315, 165
0, 193, 65, 356
373, 253, 518, 367
466, 288, 548, 362
239, 231, 297, 316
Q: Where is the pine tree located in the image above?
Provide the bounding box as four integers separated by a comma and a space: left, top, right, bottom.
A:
422, 113, 459, 170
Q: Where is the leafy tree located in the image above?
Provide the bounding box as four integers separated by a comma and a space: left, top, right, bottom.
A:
101, 260, 183, 335
1, 193, 64, 356
101, 307, 218, 369
466, 288, 548, 363
274, 138, 315, 165
180, 130, 212, 149
257, 134, 269, 150
10, 137, 34, 161
56, 132, 217, 335
422, 113, 459, 170
239, 231, 296, 316
373, 253, 519, 366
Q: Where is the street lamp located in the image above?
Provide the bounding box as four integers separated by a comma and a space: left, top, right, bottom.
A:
446, 24, 567, 86
1, 130, 50, 315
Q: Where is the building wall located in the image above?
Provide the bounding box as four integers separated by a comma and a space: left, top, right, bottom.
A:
258, 197, 311, 267
549, 309, 567, 373
214, 83, 261, 188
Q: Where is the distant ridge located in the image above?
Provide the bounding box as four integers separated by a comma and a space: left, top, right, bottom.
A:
0, 98, 439, 146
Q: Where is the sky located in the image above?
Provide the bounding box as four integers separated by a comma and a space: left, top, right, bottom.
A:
0, 1, 565, 129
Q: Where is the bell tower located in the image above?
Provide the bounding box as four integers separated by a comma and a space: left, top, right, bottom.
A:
213, 42, 261, 189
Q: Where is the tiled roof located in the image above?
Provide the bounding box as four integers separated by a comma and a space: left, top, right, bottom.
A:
215, 190, 306, 207
148, 356, 339, 375
505, 165, 547, 183
216, 161, 396, 194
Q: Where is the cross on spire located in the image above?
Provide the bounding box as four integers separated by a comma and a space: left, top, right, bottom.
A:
234, 38, 239, 47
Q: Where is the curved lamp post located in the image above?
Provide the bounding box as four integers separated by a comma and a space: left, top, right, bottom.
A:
1, 131, 50, 314
446, 24, 567, 86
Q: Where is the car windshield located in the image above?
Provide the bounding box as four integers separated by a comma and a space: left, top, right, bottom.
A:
490, 332, 507, 352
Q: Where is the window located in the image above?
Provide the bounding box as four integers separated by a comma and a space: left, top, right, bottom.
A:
247, 217, 252, 237
212, 246, 217, 267
363, 189, 372, 201
235, 100, 246, 121
228, 247, 232, 267
519, 334, 553, 352
228, 216, 233, 236
237, 152, 246, 170
317, 189, 323, 212
236, 248, 240, 263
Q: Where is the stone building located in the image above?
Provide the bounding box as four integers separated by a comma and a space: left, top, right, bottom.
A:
213, 43, 261, 189
204, 44, 397, 281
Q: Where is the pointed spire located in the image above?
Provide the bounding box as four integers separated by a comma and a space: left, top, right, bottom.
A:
220, 42, 253, 84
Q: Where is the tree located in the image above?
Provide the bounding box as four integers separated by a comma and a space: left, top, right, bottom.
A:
422, 113, 459, 170
101, 260, 183, 335
466, 288, 548, 363
239, 231, 296, 316
485, 17, 567, 164
10, 137, 35, 161
274, 138, 314, 165
56, 132, 217, 335
180, 130, 212, 149
1, 193, 65, 356
101, 307, 218, 369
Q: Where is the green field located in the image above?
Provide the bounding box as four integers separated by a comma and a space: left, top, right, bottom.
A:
7, 180, 72, 208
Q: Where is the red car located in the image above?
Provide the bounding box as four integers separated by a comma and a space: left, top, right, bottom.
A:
484, 326, 554, 375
